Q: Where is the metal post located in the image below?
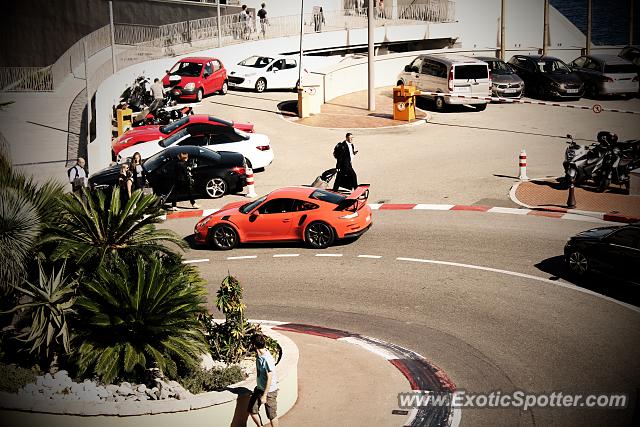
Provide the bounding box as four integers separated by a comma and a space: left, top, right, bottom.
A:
109, 1, 116, 73
631, 0, 635, 45
83, 40, 92, 148
217, 0, 222, 48
298, 0, 304, 87
586, 0, 592, 55
500, 0, 506, 60
368, 1, 375, 111
542, 0, 549, 55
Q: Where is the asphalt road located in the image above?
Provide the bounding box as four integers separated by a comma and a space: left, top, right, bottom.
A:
164, 210, 640, 426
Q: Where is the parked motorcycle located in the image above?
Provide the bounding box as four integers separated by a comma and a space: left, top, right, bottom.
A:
563, 134, 609, 188
119, 76, 153, 112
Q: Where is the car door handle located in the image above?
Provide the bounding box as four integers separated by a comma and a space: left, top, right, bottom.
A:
282, 219, 291, 223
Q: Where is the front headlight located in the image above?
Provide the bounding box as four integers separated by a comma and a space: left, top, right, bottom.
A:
184, 82, 195, 91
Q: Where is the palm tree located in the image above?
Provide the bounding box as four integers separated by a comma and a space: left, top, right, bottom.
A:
44, 188, 185, 267
74, 256, 208, 383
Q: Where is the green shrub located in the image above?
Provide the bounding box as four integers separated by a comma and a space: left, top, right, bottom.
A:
180, 365, 246, 394
0, 363, 41, 392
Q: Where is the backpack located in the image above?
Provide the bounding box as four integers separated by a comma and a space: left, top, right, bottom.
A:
67, 165, 78, 180
333, 142, 343, 159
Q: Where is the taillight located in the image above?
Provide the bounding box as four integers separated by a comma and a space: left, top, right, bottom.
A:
448, 68, 454, 91
256, 145, 270, 151
633, 75, 638, 82
230, 166, 246, 175
489, 70, 492, 86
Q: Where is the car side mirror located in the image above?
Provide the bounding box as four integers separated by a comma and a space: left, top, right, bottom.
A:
203, 72, 211, 78
404, 65, 411, 72
249, 211, 259, 222
165, 70, 170, 74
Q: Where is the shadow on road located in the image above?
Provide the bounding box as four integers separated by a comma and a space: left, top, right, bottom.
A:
183, 234, 361, 251
535, 256, 639, 307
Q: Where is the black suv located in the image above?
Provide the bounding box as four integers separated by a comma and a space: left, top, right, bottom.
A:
508, 55, 584, 99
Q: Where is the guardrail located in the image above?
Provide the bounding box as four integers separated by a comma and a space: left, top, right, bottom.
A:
0, 66, 53, 91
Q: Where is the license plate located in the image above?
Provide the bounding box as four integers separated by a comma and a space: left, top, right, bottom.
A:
228, 82, 237, 87
504, 88, 517, 93
566, 89, 579, 93
455, 86, 470, 93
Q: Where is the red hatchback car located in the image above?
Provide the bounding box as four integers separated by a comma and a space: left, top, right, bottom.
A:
111, 115, 254, 156
162, 57, 228, 101
194, 185, 372, 250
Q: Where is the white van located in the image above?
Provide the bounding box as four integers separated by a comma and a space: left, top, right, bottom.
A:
397, 54, 491, 111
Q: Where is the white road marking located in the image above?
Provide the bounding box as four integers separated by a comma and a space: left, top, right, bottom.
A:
315, 253, 343, 257
358, 254, 382, 259
227, 255, 258, 260
561, 213, 609, 223
338, 336, 396, 360
413, 204, 455, 210
368, 203, 382, 210
247, 319, 287, 326
487, 207, 530, 215
182, 258, 210, 264
396, 257, 640, 313
273, 254, 300, 257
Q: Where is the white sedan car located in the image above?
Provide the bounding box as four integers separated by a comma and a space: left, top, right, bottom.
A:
227, 55, 308, 93
117, 126, 273, 170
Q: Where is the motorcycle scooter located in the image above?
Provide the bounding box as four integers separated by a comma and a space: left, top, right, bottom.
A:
563, 134, 609, 188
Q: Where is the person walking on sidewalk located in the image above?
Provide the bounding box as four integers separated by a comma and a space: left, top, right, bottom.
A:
169, 152, 200, 211
313, 7, 325, 32
257, 3, 268, 38
248, 334, 279, 427
333, 132, 358, 191
118, 163, 133, 207
129, 152, 146, 192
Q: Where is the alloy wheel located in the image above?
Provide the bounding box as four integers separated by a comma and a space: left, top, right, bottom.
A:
256, 78, 267, 93
568, 251, 588, 275
210, 224, 237, 250
305, 222, 334, 249
205, 177, 227, 198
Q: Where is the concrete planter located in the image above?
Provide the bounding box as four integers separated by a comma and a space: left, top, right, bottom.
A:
0, 327, 297, 427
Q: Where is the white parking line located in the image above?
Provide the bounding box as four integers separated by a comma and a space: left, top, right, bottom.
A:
396, 257, 640, 313
413, 204, 455, 210
487, 207, 530, 215
273, 254, 300, 257
182, 258, 210, 264
358, 254, 382, 259
227, 255, 258, 260
315, 253, 343, 257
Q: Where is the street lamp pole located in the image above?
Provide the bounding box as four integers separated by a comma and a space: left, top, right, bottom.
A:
109, 1, 116, 73
217, 0, 222, 48
586, 0, 592, 55
542, 0, 549, 55
298, 0, 304, 87
500, 0, 506, 60
368, 0, 375, 111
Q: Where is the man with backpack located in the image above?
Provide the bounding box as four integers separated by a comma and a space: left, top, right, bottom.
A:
68, 157, 88, 193
333, 132, 358, 191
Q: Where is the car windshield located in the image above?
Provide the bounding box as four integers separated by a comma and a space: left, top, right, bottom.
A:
160, 116, 189, 134
159, 129, 190, 148
240, 196, 267, 213
537, 59, 572, 73
309, 189, 346, 204
169, 61, 203, 77
239, 56, 274, 68
603, 63, 636, 74
143, 150, 171, 171
488, 60, 512, 75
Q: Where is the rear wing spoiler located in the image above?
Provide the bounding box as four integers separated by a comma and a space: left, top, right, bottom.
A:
336, 184, 370, 211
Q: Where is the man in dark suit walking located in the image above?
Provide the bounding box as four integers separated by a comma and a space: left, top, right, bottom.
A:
333, 132, 358, 191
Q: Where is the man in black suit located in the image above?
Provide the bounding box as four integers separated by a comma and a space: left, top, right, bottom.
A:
333, 132, 358, 191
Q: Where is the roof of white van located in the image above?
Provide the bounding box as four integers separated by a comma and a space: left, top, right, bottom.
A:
419, 54, 488, 65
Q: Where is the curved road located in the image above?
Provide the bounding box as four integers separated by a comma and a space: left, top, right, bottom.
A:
165, 211, 640, 426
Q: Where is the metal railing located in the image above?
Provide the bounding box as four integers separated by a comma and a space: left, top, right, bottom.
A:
0, 66, 53, 91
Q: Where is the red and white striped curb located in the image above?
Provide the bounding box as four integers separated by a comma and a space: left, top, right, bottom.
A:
159, 203, 635, 223
418, 91, 640, 114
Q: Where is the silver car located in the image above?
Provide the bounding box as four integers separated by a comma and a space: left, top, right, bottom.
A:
477, 56, 525, 99
570, 54, 639, 98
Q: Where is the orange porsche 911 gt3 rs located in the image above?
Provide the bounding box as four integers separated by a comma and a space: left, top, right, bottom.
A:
194, 185, 372, 249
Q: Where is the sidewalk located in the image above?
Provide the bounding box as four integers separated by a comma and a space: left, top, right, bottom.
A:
277, 330, 409, 426
512, 179, 640, 223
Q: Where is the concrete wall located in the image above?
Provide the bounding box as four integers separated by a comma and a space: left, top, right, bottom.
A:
0, 328, 297, 427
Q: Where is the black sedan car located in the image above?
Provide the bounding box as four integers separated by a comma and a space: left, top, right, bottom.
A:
564, 223, 639, 284
508, 55, 584, 99
476, 56, 525, 98
90, 145, 247, 199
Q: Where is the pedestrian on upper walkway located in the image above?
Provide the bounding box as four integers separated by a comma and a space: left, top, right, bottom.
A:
257, 3, 268, 38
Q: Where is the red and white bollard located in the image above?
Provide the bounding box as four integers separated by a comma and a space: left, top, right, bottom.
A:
518, 148, 529, 181
245, 167, 258, 198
